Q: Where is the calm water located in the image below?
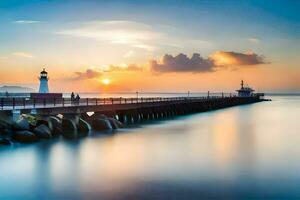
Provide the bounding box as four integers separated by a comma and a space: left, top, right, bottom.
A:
0, 95, 300, 199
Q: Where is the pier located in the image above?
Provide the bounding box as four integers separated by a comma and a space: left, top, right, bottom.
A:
0, 91, 266, 144
0, 94, 264, 123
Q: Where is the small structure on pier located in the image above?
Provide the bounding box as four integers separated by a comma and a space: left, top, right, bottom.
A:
236, 80, 254, 97
39, 68, 49, 93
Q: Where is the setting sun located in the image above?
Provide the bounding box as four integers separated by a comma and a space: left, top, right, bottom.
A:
102, 78, 110, 85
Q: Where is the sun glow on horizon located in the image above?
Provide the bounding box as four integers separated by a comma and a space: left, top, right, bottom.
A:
102, 78, 111, 85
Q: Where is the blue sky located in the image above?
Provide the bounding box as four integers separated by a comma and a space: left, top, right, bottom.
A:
0, 0, 299, 92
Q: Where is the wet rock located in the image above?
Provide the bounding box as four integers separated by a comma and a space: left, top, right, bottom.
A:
62, 119, 76, 132
0, 128, 13, 137
0, 120, 12, 131
13, 118, 30, 131
62, 118, 77, 138
0, 138, 12, 146
94, 114, 108, 120
48, 117, 62, 137
80, 113, 91, 121
12, 131, 39, 143
92, 118, 113, 131
114, 120, 124, 128
107, 118, 124, 129
78, 118, 91, 133
36, 119, 49, 127
33, 124, 52, 139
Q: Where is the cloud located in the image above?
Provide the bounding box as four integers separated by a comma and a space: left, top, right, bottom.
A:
12, 52, 33, 58
248, 38, 260, 44
73, 69, 102, 80
132, 44, 156, 51
210, 51, 266, 66
56, 20, 214, 54
56, 20, 162, 51
150, 53, 214, 73
14, 20, 41, 24
150, 51, 267, 73
106, 64, 143, 72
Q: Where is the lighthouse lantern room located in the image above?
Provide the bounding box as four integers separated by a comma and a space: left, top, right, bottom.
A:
39, 68, 49, 93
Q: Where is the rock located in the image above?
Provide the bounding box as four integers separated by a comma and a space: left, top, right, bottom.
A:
107, 118, 117, 129
78, 118, 91, 133
21, 114, 37, 126
0, 120, 12, 131
33, 124, 52, 139
36, 119, 49, 127
13, 118, 30, 131
61, 118, 77, 138
92, 118, 113, 131
62, 119, 76, 132
114, 119, 124, 128
107, 118, 124, 129
52, 126, 63, 137
1, 129, 12, 136
12, 131, 39, 143
48, 117, 62, 137
94, 114, 108, 119
0, 138, 12, 146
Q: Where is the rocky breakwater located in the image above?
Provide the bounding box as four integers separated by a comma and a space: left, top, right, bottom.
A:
0, 113, 124, 146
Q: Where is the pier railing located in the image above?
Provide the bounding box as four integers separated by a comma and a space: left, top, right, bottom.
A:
0, 93, 261, 110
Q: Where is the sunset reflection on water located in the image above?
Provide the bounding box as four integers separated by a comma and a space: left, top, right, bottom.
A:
1, 96, 300, 199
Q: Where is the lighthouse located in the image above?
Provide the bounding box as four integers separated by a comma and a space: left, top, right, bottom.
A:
38, 68, 49, 93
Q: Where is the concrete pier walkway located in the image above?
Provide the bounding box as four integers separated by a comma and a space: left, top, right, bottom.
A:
0, 94, 265, 123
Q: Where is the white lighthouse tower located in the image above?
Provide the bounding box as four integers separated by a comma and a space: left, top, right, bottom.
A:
38, 68, 49, 93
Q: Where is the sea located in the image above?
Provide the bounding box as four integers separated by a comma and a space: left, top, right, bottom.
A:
0, 94, 299, 199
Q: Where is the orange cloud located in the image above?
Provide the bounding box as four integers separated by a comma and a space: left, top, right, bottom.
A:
72, 69, 102, 80
106, 64, 143, 72
210, 51, 266, 66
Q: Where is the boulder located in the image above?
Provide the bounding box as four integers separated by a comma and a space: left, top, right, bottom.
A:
48, 116, 62, 137
13, 118, 30, 131
0, 138, 12, 146
21, 114, 37, 126
33, 124, 52, 139
12, 131, 39, 143
1, 129, 12, 136
107, 118, 124, 129
92, 118, 113, 131
61, 118, 77, 138
77, 118, 91, 133
114, 119, 124, 128
94, 114, 108, 120
36, 119, 49, 127
0, 120, 12, 131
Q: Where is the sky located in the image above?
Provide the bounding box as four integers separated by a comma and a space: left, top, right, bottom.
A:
0, 0, 299, 93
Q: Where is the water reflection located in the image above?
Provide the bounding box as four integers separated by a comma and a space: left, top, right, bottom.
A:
1, 96, 300, 199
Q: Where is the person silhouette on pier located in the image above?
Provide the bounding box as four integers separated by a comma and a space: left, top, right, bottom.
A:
71, 92, 75, 105
75, 94, 80, 105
